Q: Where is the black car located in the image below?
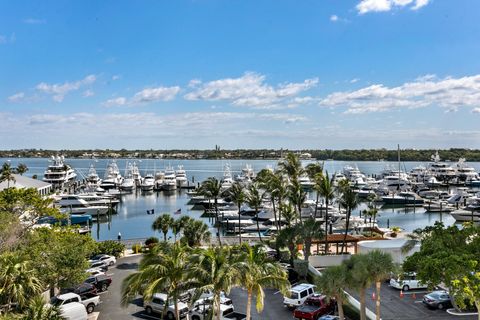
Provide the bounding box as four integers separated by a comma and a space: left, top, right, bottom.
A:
422, 291, 452, 310
85, 274, 112, 292
60, 283, 98, 297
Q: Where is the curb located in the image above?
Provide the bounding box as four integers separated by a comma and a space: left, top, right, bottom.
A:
446, 308, 479, 317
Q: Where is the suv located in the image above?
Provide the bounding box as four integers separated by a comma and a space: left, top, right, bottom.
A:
144, 293, 189, 319
390, 272, 428, 291
89, 254, 116, 266
86, 261, 108, 274
283, 283, 316, 309
189, 299, 234, 320
84, 274, 112, 292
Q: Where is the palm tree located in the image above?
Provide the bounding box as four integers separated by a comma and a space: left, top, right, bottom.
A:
0, 162, 16, 188
181, 219, 211, 247
257, 170, 285, 231
227, 182, 246, 244
246, 183, 263, 241
172, 216, 192, 242
280, 203, 297, 228
121, 242, 195, 320
339, 188, 358, 254
0, 252, 43, 312
316, 265, 349, 320
401, 228, 424, 254
198, 177, 223, 245
21, 295, 64, 320
190, 246, 241, 320
343, 254, 372, 320
287, 179, 307, 223
15, 164, 28, 176
296, 217, 324, 261
305, 162, 323, 182
278, 152, 303, 181
311, 172, 324, 219
318, 172, 335, 255
364, 250, 395, 320
275, 226, 300, 266
237, 244, 290, 320
152, 214, 174, 241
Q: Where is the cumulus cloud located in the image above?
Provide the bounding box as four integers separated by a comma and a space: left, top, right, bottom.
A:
184, 72, 318, 109
23, 18, 46, 24
8, 92, 25, 103
356, 0, 429, 14
330, 15, 339, 22
319, 74, 480, 114
472, 108, 480, 114
36, 74, 96, 102
83, 90, 95, 97
102, 85, 180, 107
112, 75, 121, 81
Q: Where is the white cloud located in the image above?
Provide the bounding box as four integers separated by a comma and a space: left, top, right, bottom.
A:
356, 0, 429, 14
23, 18, 46, 24
83, 90, 95, 97
8, 92, 25, 103
350, 78, 360, 84
472, 108, 480, 114
330, 15, 339, 22
103, 97, 127, 107
102, 85, 180, 107
36, 74, 96, 102
319, 74, 480, 114
184, 72, 318, 109
112, 75, 121, 81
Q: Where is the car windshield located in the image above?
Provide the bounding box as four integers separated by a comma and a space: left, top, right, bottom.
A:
290, 292, 299, 300
50, 297, 63, 307
85, 278, 95, 283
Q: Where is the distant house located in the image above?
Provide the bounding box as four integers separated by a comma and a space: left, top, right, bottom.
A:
0, 174, 52, 196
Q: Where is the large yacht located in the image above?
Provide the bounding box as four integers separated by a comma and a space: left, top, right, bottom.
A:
163, 165, 177, 191
343, 165, 367, 186
427, 151, 456, 181
221, 164, 234, 190
455, 158, 479, 182
43, 155, 77, 189
382, 191, 424, 205
140, 174, 155, 191
100, 160, 123, 189
175, 165, 188, 188
120, 162, 135, 192
86, 164, 101, 186
55, 195, 109, 216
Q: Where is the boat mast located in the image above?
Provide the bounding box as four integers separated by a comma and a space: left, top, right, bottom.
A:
398, 144, 401, 191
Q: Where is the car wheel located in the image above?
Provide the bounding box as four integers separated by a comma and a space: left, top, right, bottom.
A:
145, 307, 153, 315
402, 285, 410, 291
166, 311, 175, 320
109, 261, 114, 266
101, 283, 108, 292
437, 303, 444, 310
86, 303, 95, 314
192, 316, 200, 320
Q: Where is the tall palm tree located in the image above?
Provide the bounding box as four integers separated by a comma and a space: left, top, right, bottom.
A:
296, 217, 324, 261
198, 177, 223, 245
311, 172, 324, 219
152, 214, 174, 241
343, 254, 372, 320
121, 242, 195, 320
339, 188, 358, 254
318, 172, 335, 255
21, 295, 63, 320
227, 182, 246, 244
364, 250, 395, 320
15, 164, 28, 176
275, 226, 300, 266
316, 265, 349, 320
246, 183, 263, 241
190, 246, 241, 320
0, 252, 43, 312
287, 179, 306, 223
0, 162, 16, 188
257, 170, 284, 231
305, 162, 323, 182
278, 152, 303, 181
280, 203, 297, 227
237, 244, 290, 320
172, 216, 192, 242
181, 219, 211, 247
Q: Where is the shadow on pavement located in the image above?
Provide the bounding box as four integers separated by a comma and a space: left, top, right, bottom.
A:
117, 262, 139, 270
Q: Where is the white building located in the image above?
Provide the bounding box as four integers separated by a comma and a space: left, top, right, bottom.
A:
0, 174, 52, 196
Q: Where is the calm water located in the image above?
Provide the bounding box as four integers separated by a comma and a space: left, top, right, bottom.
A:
3, 157, 480, 240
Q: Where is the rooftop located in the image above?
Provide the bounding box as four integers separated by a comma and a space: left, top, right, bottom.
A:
0, 174, 52, 191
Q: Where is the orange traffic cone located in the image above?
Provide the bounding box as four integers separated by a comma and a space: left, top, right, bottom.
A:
400, 290, 404, 298
372, 292, 376, 300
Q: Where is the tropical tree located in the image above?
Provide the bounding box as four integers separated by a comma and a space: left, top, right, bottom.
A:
287, 179, 307, 223
343, 254, 372, 320
280, 203, 297, 228
257, 170, 285, 231
364, 250, 395, 320
278, 152, 303, 181
20, 295, 64, 320
122, 242, 195, 320
190, 246, 241, 320
198, 177, 223, 245
246, 183, 263, 241
237, 244, 290, 320
296, 217, 324, 261
318, 172, 335, 254
275, 226, 301, 266
227, 182, 246, 244
339, 188, 358, 254
171, 216, 192, 242
152, 214, 174, 241
15, 164, 28, 176
181, 219, 211, 247
305, 162, 323, 219
0, 252, 43, 312
316, 264, 349, 320
0, 162, 16, 188
401, 228, 424, 254
451, 266, 480, 320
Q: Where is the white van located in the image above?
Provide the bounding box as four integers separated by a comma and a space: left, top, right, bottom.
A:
283, 283, 316, 308
60, 302, 88, 320
390, 272, 428, 291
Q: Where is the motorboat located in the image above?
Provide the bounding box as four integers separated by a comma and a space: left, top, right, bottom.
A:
382, 191, 424, 205
131, 161, 142, 186
140, 174, 155, 191
43, 155, 77, 189
163, 166, 177, 191
86, 164, 101, 186
221, 164, 234, 190
235, 164, 255, 184
175, 165, 188, 188
298, 175, 315, 190
55, 195, 109, 216
450, 209, 480, 222
120, 162, 135, 192
427, 151, 456, 181
455, 158, 479, 182
100, 160, 123, 189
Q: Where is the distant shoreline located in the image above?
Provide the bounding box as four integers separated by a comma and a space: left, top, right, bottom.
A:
1, 148, 480, 162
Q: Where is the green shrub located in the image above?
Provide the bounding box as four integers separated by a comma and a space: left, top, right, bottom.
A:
132, 243, 142, 254
95, 240, 126, 257
145, 237, 159, 246
293, 259, 308, 279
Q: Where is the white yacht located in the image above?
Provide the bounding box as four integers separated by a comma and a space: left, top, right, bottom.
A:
43, 155, 77, 189
381, 174, 410, 191
55, 195, 109, 216
140, 174, 155, 191
343, 165, 367, 186
132, 161, 142, 186
86, 164, 101, 186
120, 162, 135, 191
100, 160, 123, 189
382, 191, 424, 205
163, 166, 177, 191
299, 174, 315, 190
221, 164, 234, 190
427, 151, 456, 180
450, 209, 480, 222
175, 165, 188, 188
235, 164, 255, 184
455, 158, 479, 182
154, 171, 165, 190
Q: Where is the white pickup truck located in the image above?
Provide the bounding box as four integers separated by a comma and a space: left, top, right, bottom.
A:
51, 292, 100, 314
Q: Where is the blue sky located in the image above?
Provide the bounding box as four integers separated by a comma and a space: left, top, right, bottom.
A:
1, 0, 480, 149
